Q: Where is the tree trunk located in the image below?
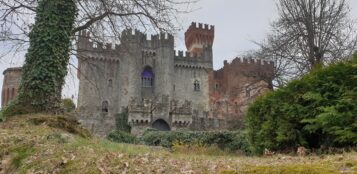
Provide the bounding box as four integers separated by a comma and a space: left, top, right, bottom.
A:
3, 0, 77, 116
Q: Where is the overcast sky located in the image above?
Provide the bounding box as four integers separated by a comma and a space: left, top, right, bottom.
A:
1, 0, 357, 105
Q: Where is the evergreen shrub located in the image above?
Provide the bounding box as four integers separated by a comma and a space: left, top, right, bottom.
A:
246, 55, 357, 154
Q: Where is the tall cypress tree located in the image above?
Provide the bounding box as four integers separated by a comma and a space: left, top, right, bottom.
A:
4, 0, 77, 116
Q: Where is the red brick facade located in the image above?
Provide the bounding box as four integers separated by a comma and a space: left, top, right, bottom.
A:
185, 22, 275, 122
1, 67, 22, 107
209, 58, 274, 120
185, 22, 214, 56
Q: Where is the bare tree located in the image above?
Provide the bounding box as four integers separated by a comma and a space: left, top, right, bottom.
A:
257, 0, 357, 86
0, 0, 196, 55
0, 0, 197, 114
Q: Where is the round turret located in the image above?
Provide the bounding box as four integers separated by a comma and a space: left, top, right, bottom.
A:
2, 67, 22, 107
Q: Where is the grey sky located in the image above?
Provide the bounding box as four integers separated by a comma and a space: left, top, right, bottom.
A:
0, 0, 357, 105
176, 0, 357, 69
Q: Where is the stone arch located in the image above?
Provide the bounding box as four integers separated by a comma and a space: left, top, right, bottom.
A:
152, 119, 170, 131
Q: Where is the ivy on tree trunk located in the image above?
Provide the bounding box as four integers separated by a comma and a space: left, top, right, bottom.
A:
4, 0, 77, 116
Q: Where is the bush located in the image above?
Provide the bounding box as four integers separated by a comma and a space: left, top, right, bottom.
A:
107, 130, 137, 144
140, 130, 251, 154
62, 98, 76, 113
246, 56, 357, 154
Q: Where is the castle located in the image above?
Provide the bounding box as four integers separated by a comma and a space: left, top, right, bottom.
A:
76, 22, 275, 136
1, 22, 274, 136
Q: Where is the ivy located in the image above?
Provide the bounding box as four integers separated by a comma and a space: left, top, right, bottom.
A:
3, 0, 77, 116
115, 109, 131, 133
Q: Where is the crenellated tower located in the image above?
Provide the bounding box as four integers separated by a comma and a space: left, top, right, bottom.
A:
185, 22, 214, 56
1, 67, 22, 107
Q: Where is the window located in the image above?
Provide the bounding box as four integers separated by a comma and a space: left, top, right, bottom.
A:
11, 88, 15, 99
102, 101, 109, 113
142, 66, 154, 87
245, 87, 251, 98
194, 80, 200, 91
215, 83, 219, 91
108, 79, 113, 87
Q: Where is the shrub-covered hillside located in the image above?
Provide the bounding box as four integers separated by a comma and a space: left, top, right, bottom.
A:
247, 55, 357, 154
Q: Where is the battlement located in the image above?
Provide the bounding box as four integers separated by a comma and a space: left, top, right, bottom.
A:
121, 29, 174, 47
78, 30, 120, 53
223, 57, 274, 69
3, 67, 22, 75
174, 50, 202, 59
174, 46, 213, 69
78, 29, 174, 54
187, 22, 215, 31
174, 44, 212, 59
185, 22, 215, 55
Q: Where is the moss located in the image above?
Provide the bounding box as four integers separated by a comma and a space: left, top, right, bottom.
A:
27, 115, 92, 138
11, 147, 35, 169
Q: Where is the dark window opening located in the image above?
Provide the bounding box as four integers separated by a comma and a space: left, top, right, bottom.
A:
194, 80, 200, 91
215, 83, 219, 90
102, 101, 109, 113
11, 88, 15, 99
108, 79, 113, 87
245, 87, 251, 98
142, 66, 154, 88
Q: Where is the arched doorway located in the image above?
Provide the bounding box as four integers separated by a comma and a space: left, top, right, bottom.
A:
152, 119, 170, 131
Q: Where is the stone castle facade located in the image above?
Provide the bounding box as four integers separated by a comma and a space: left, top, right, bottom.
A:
0, 22, 274, 136
76, 22, 275, 136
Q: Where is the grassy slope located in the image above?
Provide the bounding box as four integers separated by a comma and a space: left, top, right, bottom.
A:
0, 114, 356, 174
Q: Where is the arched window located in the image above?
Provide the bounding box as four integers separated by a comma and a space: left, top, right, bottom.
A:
102, 101, 109, 113
142, 66, 154, 88
194, 80, 200, 91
